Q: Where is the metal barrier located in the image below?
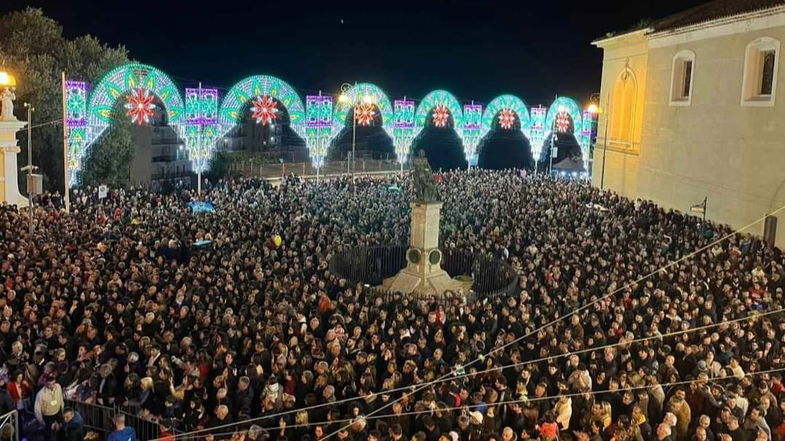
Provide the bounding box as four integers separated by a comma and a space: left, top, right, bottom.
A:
329, 245, 519, 302
0, 410, 19, 441
64, 399, 165, 441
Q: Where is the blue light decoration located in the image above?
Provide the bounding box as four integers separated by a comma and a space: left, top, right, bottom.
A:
479, 95, 531, 162
393, 99, 415, 164
184, 87, 219, 172
462, 104, 483, 165
529, 105, 547, 160
306, 95, 334, 168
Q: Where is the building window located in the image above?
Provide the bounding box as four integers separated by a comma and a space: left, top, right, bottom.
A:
609, 68, 636, 145
742, 37, 780, 106
670, 50, 695, 106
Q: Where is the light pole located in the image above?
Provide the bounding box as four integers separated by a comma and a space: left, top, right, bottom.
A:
23, 102, 35, 235
599, 92, 611, 190
586, 93, 600, 182
338, 82, 375, 196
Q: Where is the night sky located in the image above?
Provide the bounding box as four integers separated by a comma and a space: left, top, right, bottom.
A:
4, 0, 707, 106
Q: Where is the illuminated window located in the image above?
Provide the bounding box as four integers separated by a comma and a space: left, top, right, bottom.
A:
670, 50, 695, 106
742, 37, 780, 106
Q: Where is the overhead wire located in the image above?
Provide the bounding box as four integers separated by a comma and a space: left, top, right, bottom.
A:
161, 202, 785, 440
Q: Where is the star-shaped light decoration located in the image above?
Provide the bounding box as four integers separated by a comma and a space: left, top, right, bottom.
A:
432, 104, 450, 128
556, 111, 571, 133
355, 103, 376, 126
250, 95, 279, 126
498, 108, 516, 130
124, 88, 157, 125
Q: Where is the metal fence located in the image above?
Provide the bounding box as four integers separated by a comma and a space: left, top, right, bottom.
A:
329, 245, 519, 303
0, 410, 19, 441
64, 399, 169, 441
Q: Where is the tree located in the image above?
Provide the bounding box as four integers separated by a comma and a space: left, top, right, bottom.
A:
80, 104, 133, 188
0, 8, 129, 192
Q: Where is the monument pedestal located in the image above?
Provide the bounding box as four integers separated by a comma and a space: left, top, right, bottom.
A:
0, 120, 27, 207
382, 201, 469, 298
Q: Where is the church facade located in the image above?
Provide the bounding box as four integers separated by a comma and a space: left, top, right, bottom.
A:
593, 0, 785, 246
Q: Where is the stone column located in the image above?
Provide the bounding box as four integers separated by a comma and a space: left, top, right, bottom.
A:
0, 119, 27, 207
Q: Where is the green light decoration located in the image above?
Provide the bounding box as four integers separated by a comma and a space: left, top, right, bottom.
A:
393, 99, 416, 164
72, 63, 185, 185
219, 74, 305, 138
185, 88, 220, 172
332, 83, 394, 140
478, 95, 531, 162
414, 90, 463, 137
529, 106, 547, 160
462, 104, 483, 164
544, 96, 588, 165
306, 95, 334, 167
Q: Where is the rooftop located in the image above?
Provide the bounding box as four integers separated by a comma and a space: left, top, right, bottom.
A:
595, 0, 785, 43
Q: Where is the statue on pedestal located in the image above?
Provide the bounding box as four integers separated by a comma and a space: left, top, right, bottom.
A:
1, 87, 16, 121
412, 150, 439, 202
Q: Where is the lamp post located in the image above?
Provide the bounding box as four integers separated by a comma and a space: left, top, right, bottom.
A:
599, 93, 611, 190
586, 93, 600, 182
339, 82, 376, 196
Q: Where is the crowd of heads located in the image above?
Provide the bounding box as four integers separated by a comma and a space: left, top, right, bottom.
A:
1, 170, 785, 441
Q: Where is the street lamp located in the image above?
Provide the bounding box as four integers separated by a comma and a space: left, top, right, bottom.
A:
586, 93, 611, 190
339, 82, 377, 195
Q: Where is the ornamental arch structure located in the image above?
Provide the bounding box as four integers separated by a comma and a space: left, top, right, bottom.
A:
68, 63, 186, 185
477, 94, 533, 169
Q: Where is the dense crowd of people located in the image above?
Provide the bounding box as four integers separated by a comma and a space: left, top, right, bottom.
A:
1, 170, 784, 441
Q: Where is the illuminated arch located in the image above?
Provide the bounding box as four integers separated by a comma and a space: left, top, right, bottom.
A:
218, 75, 305, 138
331, 83, 393, 139
544, 96, 582, 137
74, 63, 185, 185
480, 94, 531, 138
414, 90, 463, 136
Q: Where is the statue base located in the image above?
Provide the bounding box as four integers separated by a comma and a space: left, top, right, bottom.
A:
0, 119, 28, 207
380, 201, 471, 299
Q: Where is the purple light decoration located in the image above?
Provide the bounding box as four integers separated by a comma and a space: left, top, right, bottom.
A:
65, 80, 87, 127
393, 99, 415, 129
200, 88, 218, 125
530, 105, 546, 130
185, 87, 219, 125
306, 95, 333, 128
463, 104, 482, 130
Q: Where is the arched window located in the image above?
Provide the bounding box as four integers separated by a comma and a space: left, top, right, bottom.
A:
742, 37, 780, 106
609, 68, 636, 145
670, 50, 696, 105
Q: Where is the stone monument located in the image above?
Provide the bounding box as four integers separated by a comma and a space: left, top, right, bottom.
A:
0, 80, 27, 206
382, 151, 468, 297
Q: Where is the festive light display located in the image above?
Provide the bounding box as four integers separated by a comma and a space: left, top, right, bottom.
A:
529, 105, 547, 160
186, 87, 219, 125
250, 95, 279, 126
65, 81, 87, 127
74, 62, 592, 179
219, 75, 305, 138
481, 95, 531, 138
184, 87, 220, 172
306, 95, 334, 168
462, 104, 483, 164
498, 108, 516, 130
432, 105, 450, 128
393, 99, 416, 164
65, 81, 88, 175
354, 103, 376, 126
124, 88, 157, 125
555, 110, 571, 133
415, 90, 463, 135
332, 83, 394, 141
74, 63, 186, 185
